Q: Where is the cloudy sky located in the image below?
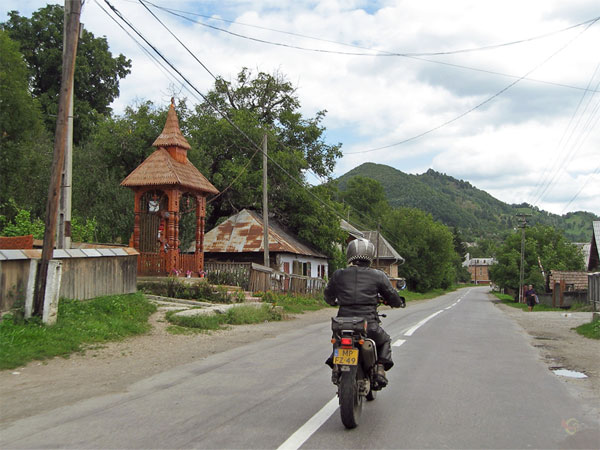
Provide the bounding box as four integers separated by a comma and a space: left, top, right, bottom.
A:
3, 0, 599, 215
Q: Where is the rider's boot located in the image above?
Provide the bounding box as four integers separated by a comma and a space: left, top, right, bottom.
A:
374, 363, 388, 389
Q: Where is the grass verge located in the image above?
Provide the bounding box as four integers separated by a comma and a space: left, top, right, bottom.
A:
575, 318, 600, 339
259, 292, 329, 313
166, 304, 283, 331
0, 292, 156, 370
491, 292, 565, 311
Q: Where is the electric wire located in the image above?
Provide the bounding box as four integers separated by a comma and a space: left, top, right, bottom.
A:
529, 61, 600, 207
142, 0, 600, 58
102, 0, 371, 238
145, 0, 599, 94
345, 20, 597, 155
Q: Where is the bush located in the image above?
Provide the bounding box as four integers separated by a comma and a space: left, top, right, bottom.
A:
138, 279, 242, 303
165, 304, 283, 331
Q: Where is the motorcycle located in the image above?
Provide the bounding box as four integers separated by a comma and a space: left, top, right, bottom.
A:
330, 279, 406, 429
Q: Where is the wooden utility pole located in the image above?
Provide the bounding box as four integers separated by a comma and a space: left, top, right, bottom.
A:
262, 134, 269, 268
33, 0, 82, 315
516, 213, 531, 303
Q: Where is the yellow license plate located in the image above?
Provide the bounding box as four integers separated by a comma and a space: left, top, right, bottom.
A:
333, 348, 358, 365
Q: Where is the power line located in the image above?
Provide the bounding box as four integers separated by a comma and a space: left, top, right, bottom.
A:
345, 20, 597, 155
144, 0, 599, 94
142, 1, 600, 58
102, 0, 366, 236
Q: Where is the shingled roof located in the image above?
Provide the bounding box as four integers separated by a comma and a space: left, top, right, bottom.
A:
120, 100, 218, 194
120, 148, 218, 193
152, 100, 191, 150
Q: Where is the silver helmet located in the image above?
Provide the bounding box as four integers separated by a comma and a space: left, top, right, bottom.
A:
346, 238, 376, 264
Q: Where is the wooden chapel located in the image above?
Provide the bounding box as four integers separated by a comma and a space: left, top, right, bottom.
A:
121, 99, 218, 276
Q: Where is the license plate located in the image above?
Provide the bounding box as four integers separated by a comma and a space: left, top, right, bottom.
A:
333, 348, 358, 365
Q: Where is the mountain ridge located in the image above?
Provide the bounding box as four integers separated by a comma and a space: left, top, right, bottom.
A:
336, 162, 598, 242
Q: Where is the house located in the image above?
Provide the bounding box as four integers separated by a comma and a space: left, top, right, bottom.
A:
199, 209, 328, 279
361, 231, 405, 278
340, 219, 364, 243
588, 221, 600, 272
548, 271, 588, 292
463, 254, 495, 285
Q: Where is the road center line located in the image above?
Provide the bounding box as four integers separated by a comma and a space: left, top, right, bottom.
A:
404, 310, 444, 336
277, 396, 338, 450
393, 339, 406, 347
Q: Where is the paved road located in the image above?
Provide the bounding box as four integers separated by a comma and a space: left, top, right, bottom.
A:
2, 287, 598, 449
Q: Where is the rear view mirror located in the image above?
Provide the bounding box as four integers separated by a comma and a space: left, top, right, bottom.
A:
396, 279, 406, 290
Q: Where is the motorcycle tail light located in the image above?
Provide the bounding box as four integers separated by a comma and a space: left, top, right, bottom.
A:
341, 337, 352, 347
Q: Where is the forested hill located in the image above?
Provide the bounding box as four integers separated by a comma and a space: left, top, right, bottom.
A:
336, 163, 598, 242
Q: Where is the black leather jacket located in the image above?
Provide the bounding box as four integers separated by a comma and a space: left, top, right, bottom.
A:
324, 265, 404, 321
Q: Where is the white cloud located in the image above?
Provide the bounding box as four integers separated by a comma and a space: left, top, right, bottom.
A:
2, 0, 599, 216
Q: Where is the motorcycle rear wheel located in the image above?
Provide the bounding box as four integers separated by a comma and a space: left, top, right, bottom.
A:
339, 371, 362, 429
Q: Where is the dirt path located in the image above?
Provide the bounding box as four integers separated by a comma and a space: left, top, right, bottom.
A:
1, 298, 598, 427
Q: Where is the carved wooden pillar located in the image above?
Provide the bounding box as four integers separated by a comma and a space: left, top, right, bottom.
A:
195, 195, 206, 272
133, 190, 143, 251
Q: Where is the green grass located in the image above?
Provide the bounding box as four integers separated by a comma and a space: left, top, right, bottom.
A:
166, 304, 283, 331
0, 292, 157, 370
492, 293, 567, 311
575, 318, 600, 340
260, 292, 329, 313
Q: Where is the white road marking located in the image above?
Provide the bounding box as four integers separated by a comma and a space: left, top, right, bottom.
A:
445, 306, 453, 310
404, 310, 444, 336
277, 396, 339, 450
393, 339, 406, 347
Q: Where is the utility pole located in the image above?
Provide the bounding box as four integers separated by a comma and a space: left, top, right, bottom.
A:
516, 213, 531, 303
34, 0, 82, 315
57, 11, 79, 250
262, 134, 269, 268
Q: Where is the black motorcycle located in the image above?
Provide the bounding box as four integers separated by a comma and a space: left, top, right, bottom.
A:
329, 279, 406, 429
330, 316, 379, 428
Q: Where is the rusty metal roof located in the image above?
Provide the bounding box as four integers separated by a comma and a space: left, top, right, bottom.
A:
202, 209, 327, 258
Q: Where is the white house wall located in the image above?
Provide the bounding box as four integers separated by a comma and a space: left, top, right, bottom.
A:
276, 254, 328, 279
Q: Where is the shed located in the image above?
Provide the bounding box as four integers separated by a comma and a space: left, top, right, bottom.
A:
199, 209, 328, 279
549, 271, 589, 292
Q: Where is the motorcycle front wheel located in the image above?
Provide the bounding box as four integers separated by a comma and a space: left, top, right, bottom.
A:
339, 370, 363, 429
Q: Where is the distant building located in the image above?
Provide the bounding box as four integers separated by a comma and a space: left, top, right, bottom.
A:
463, 254, 496, 285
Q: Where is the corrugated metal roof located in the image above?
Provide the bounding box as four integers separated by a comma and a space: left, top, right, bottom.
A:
202, 209, 327, 258
362, 231, 404, 263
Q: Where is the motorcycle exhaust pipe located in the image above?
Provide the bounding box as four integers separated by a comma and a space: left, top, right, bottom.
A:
361, 339, 377, 369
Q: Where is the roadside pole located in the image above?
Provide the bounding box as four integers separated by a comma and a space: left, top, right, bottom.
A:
517, 213, 531, 303
262, 134, 269, 268
33, 0, 82, 316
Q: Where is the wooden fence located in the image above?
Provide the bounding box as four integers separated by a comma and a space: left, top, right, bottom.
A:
204, 261, 324, 295
138, 252, 164, 276
1, 249, 138, 313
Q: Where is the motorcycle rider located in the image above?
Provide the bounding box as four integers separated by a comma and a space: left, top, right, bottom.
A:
325, 238, 405, 388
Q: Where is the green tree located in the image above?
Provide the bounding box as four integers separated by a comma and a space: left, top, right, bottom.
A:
0, 30, 52, 220
2, 4, 131, 144
489, 225, 584, 292
341, 176, 390, 227
382, 207, 458, 292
